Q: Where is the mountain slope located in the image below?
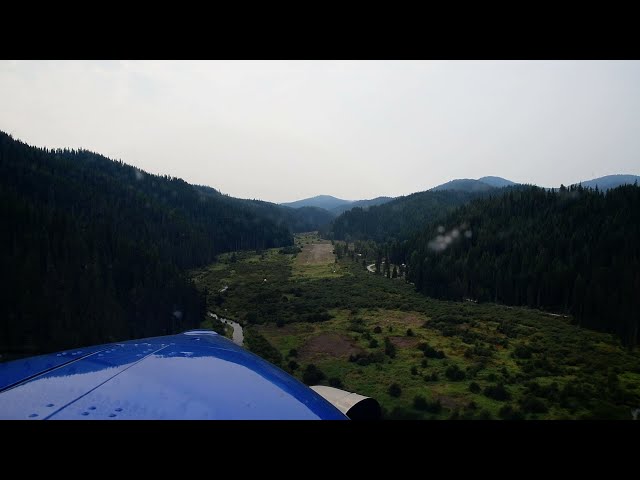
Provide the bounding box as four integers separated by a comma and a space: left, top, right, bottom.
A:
327, 189, 491, 243
0, 131, 295, 357
330, 196, 393, 216
431, 178, 496, 192
478, 176, 517, 188
401, 184, 640, 346
194, 186, 335, 232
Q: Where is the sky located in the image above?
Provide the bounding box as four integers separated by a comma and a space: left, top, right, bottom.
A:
1, 60, 639, 204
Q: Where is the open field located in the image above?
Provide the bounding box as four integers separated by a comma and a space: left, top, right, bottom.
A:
191, 236, 640, 420
291, 232, 341, 279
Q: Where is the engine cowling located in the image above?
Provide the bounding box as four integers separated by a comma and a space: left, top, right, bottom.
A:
310, 386, 381, 420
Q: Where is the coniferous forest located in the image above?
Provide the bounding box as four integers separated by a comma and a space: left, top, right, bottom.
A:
327, 189, 488, 244
397, 185, 640, 346
0, 131, 302, 357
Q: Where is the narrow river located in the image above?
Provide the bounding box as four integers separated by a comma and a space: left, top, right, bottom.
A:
208, 312, 244, 346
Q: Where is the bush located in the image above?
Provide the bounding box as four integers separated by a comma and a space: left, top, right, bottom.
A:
406, 328, 414, 337
288, 360, 299, 371
373, 326, 382, 334
410, 366, 418, 376
350, 351, 385, 366
477, 409, 493, 420
388, 383, 402, 397
445, 364, 466, 381
329, 377, 343, 388
413, 395, 428, 410
302, 364, 326, 385
513, 344, 533, 359
519, 395, 548, 414
498, 404, 525, 420
469, 382, 481, 394
369, 338, 379, 348
288, 348, 298, 358
424, 372, 439, 382
413, 395, 441, 413
483, 383, 511, 401
384, 337, 397, 358
418, 342, 446, 359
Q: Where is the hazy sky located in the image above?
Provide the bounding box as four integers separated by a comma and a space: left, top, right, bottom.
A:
1, 60, 639, 203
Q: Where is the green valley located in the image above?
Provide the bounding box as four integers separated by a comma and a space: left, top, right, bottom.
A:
192, 233, 640, 420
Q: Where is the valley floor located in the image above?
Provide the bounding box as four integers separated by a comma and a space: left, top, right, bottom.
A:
191, 233, 640, 420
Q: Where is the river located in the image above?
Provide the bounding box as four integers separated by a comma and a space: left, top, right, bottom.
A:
208, 312, 244, 346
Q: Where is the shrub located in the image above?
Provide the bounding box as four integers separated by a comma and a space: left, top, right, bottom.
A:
513, 344, 532, 359
413, 395, 428, 410
373, 326, 382, 334
329, 377, 343, 388
413, 395, 441, 413
469, 382, 481, 394
477, 409, 493, 420
384, 337, 397, 358
499, 404, 525, 420
519, 395, 548, 414
302, 364, 326, 385
424, 372, 439, 382
445, 364, 466, 381
483, 383, 511, 401
388, 383, 402, 397
418, 342, 446, 359
406, 328, 414, 337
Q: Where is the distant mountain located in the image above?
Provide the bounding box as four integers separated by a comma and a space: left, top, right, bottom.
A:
330, 196, 393, 216
280, 195, 352, 211
431, 176, 517, 192
278, 205, 335, 232
575, 174, 640, 191
431, 178, 496, 192
193, 187, 335, 233
281, 194, 394, 217
327, 189, 490, 243
478, 176, 517, 188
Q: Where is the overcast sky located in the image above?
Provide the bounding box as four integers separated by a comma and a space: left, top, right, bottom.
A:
1, 60, 639, 203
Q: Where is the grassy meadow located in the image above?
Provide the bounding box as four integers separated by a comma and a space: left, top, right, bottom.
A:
191, 233, 640, 420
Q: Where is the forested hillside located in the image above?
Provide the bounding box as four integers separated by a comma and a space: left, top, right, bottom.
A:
330, 196, 393, 216
400, 185, 640, 346
0, 131, 294, 357
327, 189, 488, 243
194, 186, 334, 232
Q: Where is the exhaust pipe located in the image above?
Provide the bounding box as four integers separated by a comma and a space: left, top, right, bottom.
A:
310, 386, 381, 420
